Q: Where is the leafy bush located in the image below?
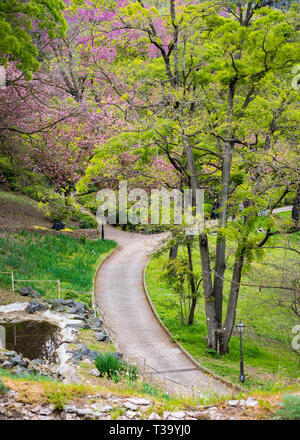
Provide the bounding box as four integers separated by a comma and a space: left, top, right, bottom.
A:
45, 203, 71, 222
0, 157, 15, 183
95, 353, 139, 382
78, 193, 99, 214
274, 395, 300, 420
79, 214, 98, 229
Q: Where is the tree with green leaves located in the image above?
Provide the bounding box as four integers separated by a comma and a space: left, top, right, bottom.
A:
0, 0, 67, 78
78, 0, 300, 353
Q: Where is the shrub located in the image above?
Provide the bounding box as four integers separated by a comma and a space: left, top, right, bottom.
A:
78, 193, 99, 214
95, 353, 123, 379
79, 215, 98, 229
274, 395, 300, 420
46, 204, 71, 222
95, 353, 139, 382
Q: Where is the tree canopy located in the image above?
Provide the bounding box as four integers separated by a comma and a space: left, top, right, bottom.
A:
0, 0, 67, 78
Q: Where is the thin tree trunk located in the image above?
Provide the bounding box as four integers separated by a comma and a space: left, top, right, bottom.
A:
199, 233, 218, 348
222, 247, 245, 353
183, 136, 218, 345
213, 142, 234, 326
186, 240, 197, 325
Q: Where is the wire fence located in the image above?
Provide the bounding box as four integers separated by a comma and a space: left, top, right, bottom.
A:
1, 272, 211, 398
0, 271, 93, 303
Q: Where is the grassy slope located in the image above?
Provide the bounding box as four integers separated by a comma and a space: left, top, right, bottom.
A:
0, 230, 116, 306
0, 188, 51, 229
146, 212, 300, 392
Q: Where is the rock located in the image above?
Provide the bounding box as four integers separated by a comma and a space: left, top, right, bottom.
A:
124, 402, 138, 411
64, 414, 79, 420
65, 308, 77, 314
139, 405, 150, 413
74, 302, 88, 315
126, 410, 136, 419
167, 411, 186, 419
53, 306, 66, 313
148, 412, 160, 420
87, 350, 99, 360
10, 355, 25, 367
90, 368, 100, 377
26, 300, 48, 314
67, 322, 87, 330
1, 361, 13, 369
88, 317, 103, 330
64, 405, 77, 413
245, 398, 258, 407
94, 331, 108, 342
61, 300, 76, 306
48, 299, 63, 305
75, 408, 94, 417
57, 364, 78, 383
127, 397, 151, 406
228, 400, 239, 407
4, 351, 17, 357
91, 404, 113, 413
12, 365, 27, 375
39, 406, 53, 416
19, 286, 41, 298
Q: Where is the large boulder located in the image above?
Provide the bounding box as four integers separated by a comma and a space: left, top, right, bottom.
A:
26, 300, 48, 314
19, 286, 41, 298
94, 331, 109, 342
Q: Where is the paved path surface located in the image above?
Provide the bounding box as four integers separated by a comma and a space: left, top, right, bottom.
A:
95, 225, 231, 397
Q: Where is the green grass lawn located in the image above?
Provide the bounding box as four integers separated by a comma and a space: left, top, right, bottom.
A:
0, 230, 117, 307
146, 213, 300, 392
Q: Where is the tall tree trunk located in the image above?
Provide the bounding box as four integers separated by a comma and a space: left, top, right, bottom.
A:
199, 233, 218, 348
183, 136, 218, 346
186, 240, 197, 325
212, 142, 234, 326
222, 247, 245, 353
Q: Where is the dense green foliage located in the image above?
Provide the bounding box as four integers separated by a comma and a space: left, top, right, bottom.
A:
0, 0, 66, 77
95, 353, 139, 382
146, 216, 300, 390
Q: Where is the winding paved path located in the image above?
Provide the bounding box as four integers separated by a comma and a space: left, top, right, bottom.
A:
94, 225, 231, 397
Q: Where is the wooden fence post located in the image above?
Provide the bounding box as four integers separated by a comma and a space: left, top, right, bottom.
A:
11, 271, 14, 292
58, 280, 61, 299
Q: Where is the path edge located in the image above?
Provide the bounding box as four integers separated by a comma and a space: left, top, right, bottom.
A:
143, 255, 243, 394
92, 245, 121, 314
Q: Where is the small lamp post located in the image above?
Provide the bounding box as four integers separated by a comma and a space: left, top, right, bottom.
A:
236, 320, 245, 383
101, 223, 104, 240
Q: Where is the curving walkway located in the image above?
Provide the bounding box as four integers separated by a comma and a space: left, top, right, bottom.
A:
94, 225, 232, 397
